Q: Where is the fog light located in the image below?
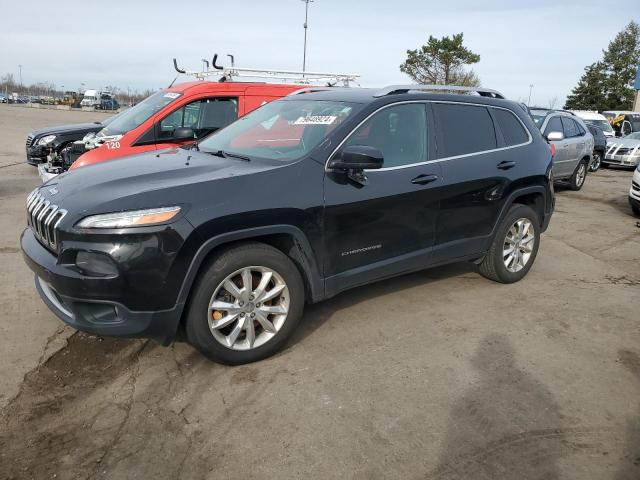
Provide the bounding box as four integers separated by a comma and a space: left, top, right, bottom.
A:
75, 251, 118, 276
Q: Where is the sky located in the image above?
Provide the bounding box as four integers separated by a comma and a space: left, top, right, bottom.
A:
0, 0, 638, 106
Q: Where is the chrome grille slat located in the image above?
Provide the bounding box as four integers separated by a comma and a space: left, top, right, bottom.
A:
25, 190, 65, 251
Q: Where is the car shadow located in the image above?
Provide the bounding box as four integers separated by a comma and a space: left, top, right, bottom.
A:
429, 333, 567, 479
289, 261, 477, 347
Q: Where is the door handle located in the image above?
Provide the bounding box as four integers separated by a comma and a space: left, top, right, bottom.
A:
411, 174, 439, 185
497, 161, 516, 170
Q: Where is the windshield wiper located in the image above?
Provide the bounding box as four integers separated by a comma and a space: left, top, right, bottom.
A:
206, 149, 251, 161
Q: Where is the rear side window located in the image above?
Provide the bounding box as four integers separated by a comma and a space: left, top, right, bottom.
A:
492, 108, 529, 146
433, 103, 496, 157
561, 117, 579, 138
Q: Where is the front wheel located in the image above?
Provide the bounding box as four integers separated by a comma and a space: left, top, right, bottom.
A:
590, 152, 602, 172
185, 242, 305, 365
478, 204, 540, 284
569, 160, 588, 191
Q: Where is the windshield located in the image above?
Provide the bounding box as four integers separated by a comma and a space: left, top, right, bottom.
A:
584, 119, 614, 133
198, 99, 358, 161
529, 110, 548, 129
101, 91, 181, 136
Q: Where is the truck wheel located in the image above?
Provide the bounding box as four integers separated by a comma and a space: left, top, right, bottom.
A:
590, 152, 602, 172
185, 242, 305, 365
478, 204, 540, 284
569, 160, 588, 191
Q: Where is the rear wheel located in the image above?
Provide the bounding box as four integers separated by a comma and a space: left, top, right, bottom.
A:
590, 152, 602, 172
569, 160, 588, 191
632, 204, 640, 217
478, 204, 540, 284
185, 242, 305, 365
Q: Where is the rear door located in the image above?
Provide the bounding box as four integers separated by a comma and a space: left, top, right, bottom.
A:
560, 117, 582, 176
433, 102, 530, 261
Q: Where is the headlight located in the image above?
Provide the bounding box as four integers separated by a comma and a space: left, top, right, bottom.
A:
76, 206, 181, 229
38, 135, 56, 145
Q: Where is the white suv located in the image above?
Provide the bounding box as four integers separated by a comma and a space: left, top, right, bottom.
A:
570, 110, 616, 138
630, 165, 640, 217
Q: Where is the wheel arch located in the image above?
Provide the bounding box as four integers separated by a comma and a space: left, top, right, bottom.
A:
483, 185, 549, 252
174, 225, 324, 325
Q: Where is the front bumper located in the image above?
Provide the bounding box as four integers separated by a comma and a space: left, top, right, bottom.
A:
26, 145, 48, 165
37, 164, 59, 183
603, 153, 640, 167
21, 227, 187, 344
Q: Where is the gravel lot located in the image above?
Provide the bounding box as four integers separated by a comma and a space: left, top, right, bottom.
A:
0, 104, 639, 480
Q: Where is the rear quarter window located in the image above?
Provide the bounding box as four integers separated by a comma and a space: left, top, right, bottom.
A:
433, 103, 497, 157
492, 108, 529, 146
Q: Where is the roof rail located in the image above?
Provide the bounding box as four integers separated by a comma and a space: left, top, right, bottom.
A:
172, 56, 359, 86
373, 84, 505, 99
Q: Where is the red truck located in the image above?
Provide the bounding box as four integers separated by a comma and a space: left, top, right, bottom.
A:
69, 81, 306, 170
37, 58, 358, 181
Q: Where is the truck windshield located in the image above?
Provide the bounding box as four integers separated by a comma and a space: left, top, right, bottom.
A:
584, 119, 614, 134
101, 91, 181, 136
198, 99, 357, 161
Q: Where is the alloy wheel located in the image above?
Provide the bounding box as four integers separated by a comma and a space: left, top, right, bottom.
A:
576, 163, 586, 187
503, 218, 535, 273
208, 266, 290, 350
590, 154, 601, 172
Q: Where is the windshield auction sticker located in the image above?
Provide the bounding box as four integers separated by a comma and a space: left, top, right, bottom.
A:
163, 92, 181, 99
294, 115, 337, 125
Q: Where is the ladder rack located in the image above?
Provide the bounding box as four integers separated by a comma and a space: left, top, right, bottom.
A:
173, 55, 359, 86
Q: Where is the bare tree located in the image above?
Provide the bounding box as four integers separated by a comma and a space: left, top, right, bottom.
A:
547, 96, 559, 109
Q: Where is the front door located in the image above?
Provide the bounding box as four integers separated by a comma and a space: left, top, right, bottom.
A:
323, 102, 441, 296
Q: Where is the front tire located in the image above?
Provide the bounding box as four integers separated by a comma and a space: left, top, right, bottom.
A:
185, 242, 305, 365
478, 204, 540, 284
569, 160, 588, 191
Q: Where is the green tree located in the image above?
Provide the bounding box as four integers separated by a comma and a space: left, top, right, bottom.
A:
602, 21, 640, 110
400, 33, 481, 86
564, 62, 607, 110
564, 22, 640, 111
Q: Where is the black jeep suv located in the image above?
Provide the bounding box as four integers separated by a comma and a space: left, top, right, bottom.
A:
21, 85, 554, 364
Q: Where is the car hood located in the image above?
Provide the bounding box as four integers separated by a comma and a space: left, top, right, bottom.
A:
30, 122, 104, 138
39, 147, 291, 222
607, 138, 640, 149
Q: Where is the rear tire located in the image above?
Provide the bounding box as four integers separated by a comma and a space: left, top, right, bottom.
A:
590, 152, 602, 172
478, 204, 540, 284
569, 160, 588, 191
184, 242, 305, 365
632, 204, 640, 217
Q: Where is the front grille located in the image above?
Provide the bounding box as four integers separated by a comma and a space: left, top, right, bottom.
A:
633, 181, 640, 192
26, 134, 35, 149
616, 148, 631, 156
26, 189, 67, 251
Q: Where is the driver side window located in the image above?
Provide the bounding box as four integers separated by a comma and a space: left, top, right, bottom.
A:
158, 98, 238, 140
341, 103, 427, 168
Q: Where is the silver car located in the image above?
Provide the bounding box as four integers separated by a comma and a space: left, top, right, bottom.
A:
530, 109, 594, 190
604, 132, 640, 168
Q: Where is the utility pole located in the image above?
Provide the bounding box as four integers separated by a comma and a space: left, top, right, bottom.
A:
301, 0, 314, 75
528, 84, 534, 106
18, 64, 22, 93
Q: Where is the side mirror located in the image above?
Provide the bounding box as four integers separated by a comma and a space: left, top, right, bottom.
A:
546, 131, 564, 142
173, 127, 195, 141
328, 145, 383, 170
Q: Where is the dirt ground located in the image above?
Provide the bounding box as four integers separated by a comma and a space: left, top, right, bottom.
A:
0, 104, 639, 480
